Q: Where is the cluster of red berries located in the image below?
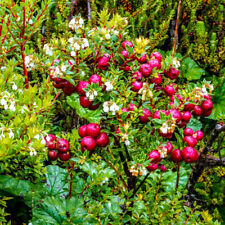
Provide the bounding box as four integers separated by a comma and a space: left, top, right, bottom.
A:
44, 134, 71, 161
79, 123, 109, 152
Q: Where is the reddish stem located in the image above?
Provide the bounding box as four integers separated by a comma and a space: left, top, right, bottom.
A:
21, 45, 29, 89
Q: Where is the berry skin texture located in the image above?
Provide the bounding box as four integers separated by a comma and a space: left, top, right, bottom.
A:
81, 136, 96, 152
80, 96, 92, 108
122, 40, 133, 49
78, 125, 87, 138
150, 52, 162, 62
149, 73, 162, 85
165, 68, 179, 79
184, 103, 195, 112
121, 50, 129, 59
152, 110, 168, 119
76, 81, 89, 96
164, 85, 175, 96
182, 111, 192, 122
89, 74, 102, 86
96, 133, 109, 147
139, 109, 151, 123
169, 109, 182, 123
147, 163, 158, 172
97, 55, 111, 70
44, 134, 57, 150
86, 123, 101, 138
59, 152, 71, 161
148, 59, 161, 70
184, 128, 194, 136
128, 103, 137, 111
192, 105, 203, 116
88, 102, 100, 110
131, 81, 143, 92
139, 64, 152, 77
193, 130, 204, 141
171, 149, 183, 163
148, 150, 161, 163
182, 147, 199, 163
132, 71, 143, 81
62, 81, 76, 96
183, 136, 197, 147
160, 165, 167, 172
202, 109, 212, 117
201, 100, 213, 111
48, 150, 58, 161
56, 139, 70, 152
138, 54, 147, 63
166, 142, 173, 154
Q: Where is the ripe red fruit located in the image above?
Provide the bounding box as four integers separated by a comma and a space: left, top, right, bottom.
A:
201, 100, 213, 111
160, 164, 167, 172
80, 96, 92, 108
81, 136, 96, 152
78, 125, 87, 138
178, 121, 187, 128
171, 94, 183, 102
150, 52, 162, 62
204, 95, 211, 100
86, 123, 101, 138
88, 102, 100, 110
184, 103, 195, 112
166, 142, 173, 154
169, 109, 182, 123
89, 74, 102, 86
171, 149, 183, 163
192, 105, 203, 116
96, 132, 109, 147
56, 139, 70, 152
139, 64, 152, 77
183, 136, 197, 147
58, 152, 71, 161
158, 129, 173, 139
193, 130, 204, 140
184, 128, 194, 136
202, 109, 212, 117
152, 110, 168, 119
44, 134, 57, 150
138, 54, 147, 63
132, 71, 143, 81
148, 150, 161, 163
76, 81, 89, 96
128, 103, 138, 111
122, 40, 133, 49
164, 85, 175, 96
131, 81, 143, 92
139, 109, 151, 123
147, 163, 158, 172
122, 65, 131, 72
148, 59, 161, 70
149, 73, 162, 85
120, 50, 129, 59
182, 147, 199, 163
48, 150, 58, 161
182, 111, 192, 122
164, 68, 180, 80
62, 82, 76, 96
97, 54, 111, 70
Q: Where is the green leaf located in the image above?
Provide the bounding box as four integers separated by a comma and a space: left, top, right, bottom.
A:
186, 118, 202, 132
66, 93, 102, 123
182, 57, 205, 80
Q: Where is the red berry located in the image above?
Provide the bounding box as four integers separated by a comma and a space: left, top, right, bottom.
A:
97, 55, 111, 70
88, 102, 100, 110
164, 85, 175, 96
81, 136, 96, 152
128, 103, 138, 111
164, 68, 179, 79
62, 82, 76, 96
182, 147, 199, 163
147, 163, 158, 172
80, 96, 92, 108
160, 164, 167, 172
193, 130, 204, 140
86, 123, 101, 138
96, 132, 109, 147
148, 59, 161, 70
139, 109, 151, 123
202, 109, 212, 117
183, 136, 197, 147
152, 110, 168, 119
184, 128, 193, 136
204, 95, 211, 100
44, 134, 57, 150
139, 64, 152, 77
58, 152, 71, 161
138, 54, 147, 63
122, 40, 133, 49
184, 103, 195, 112
182, 111, 192, 122
48, 150, 58, 161
148, 150, 161, 163
56, 138, 70, 152
132, 71, 143, 81
131, 81, 143, 92
76, 81, 89, 96
166, 142, 173, 154
201, 100, 213, 111
150, 52, 162, 62
149, 73, 162, 85
192, 105, 203, 116
89, 74, 102, 86
78, 125, 87, 138
121, 50, 129, 59
169, 109, 182, 123
171, 149, 183, 163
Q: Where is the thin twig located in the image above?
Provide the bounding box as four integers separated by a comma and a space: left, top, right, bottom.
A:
175, 163, 180, 190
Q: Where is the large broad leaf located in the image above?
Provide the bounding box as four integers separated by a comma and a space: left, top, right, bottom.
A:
66, 93, 102, 123
186, 118, 202, 132
181, 57, 205, 80
209, 79, 225, 120
44, 165, 69, 197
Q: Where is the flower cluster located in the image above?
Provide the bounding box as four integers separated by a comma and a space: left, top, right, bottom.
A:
105, 81, 113, 91
0, 128, 14, 140
25, 55, 35, 68
103, 101, 120, 114
43, 44, 53, 56
130, 164, 147, 177
69, 16, 84, 30
86, 89, 98, 101
68, 37, 89, 56
0, 91, 16, 111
